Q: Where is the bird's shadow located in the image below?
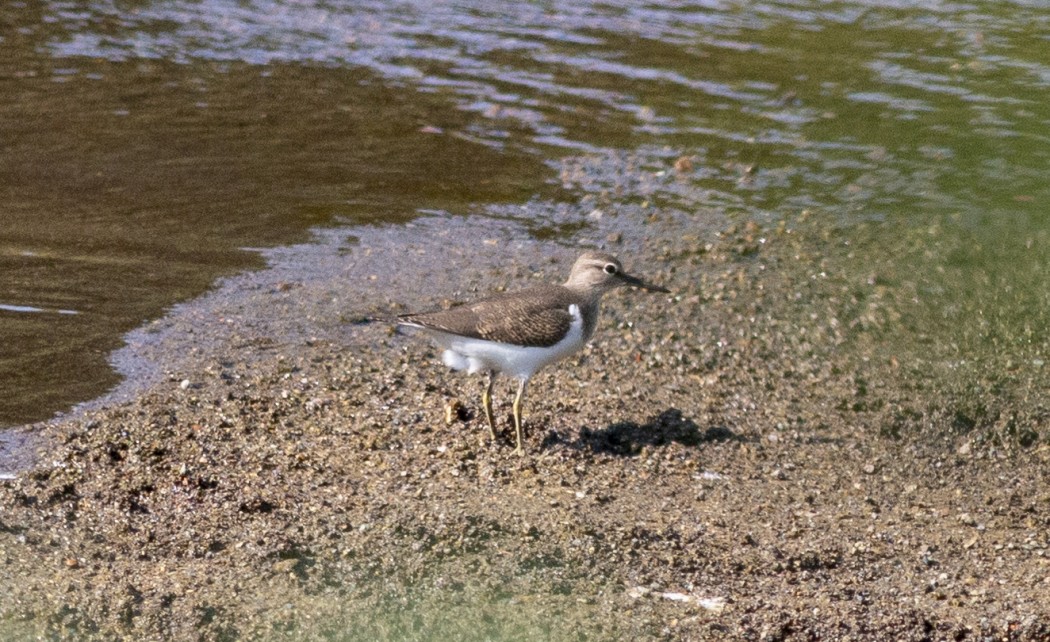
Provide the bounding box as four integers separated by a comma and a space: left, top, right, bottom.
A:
551, 407, 747, 456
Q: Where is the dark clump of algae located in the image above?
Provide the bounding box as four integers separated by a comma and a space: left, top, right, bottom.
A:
0, 53, 549, 430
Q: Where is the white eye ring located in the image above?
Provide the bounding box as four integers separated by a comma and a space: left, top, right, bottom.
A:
603, 264, 618, 275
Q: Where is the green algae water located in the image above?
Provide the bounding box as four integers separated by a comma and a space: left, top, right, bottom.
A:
2, 1, 1048, 441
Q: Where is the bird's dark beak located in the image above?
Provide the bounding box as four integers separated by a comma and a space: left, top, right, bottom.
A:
618, 272, 670, 293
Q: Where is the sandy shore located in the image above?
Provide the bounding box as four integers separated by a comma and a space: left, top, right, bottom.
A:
2, 201, 1049, 641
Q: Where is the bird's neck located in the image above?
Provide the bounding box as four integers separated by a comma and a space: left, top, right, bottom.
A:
577, 296, 602, 341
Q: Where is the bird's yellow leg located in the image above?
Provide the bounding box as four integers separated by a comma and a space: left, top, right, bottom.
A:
512, 378, 528, 456
483, 371, 497, 441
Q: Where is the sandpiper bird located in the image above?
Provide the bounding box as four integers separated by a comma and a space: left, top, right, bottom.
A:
395, 251, 668, 455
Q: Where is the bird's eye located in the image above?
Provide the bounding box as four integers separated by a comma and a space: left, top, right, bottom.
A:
603, 264, 618, 274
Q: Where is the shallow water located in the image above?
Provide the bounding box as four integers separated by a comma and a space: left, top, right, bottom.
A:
3, 1, 1049, 429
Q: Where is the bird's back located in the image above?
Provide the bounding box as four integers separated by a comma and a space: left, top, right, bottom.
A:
398, 284, 588, 348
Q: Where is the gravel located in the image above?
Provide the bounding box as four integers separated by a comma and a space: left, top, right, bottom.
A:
2, 194, 1048, 641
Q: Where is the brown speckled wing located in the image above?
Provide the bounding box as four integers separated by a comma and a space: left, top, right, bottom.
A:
398, 285, 577, 348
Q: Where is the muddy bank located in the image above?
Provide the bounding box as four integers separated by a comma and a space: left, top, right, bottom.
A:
2, 205, 1049, 641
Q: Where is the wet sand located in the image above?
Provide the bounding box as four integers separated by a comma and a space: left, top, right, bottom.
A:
2, 203, 1049, 641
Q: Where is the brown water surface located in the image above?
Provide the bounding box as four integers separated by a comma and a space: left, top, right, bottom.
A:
0, 24, 546, 426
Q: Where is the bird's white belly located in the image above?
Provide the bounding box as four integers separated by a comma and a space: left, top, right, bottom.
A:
437, 304, 586, 379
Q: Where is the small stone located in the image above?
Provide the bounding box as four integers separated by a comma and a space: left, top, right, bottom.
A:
179, 379, 191, 390
444, 399, 464, 425
697, 597, 726, 613
273, 558, 299, 574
